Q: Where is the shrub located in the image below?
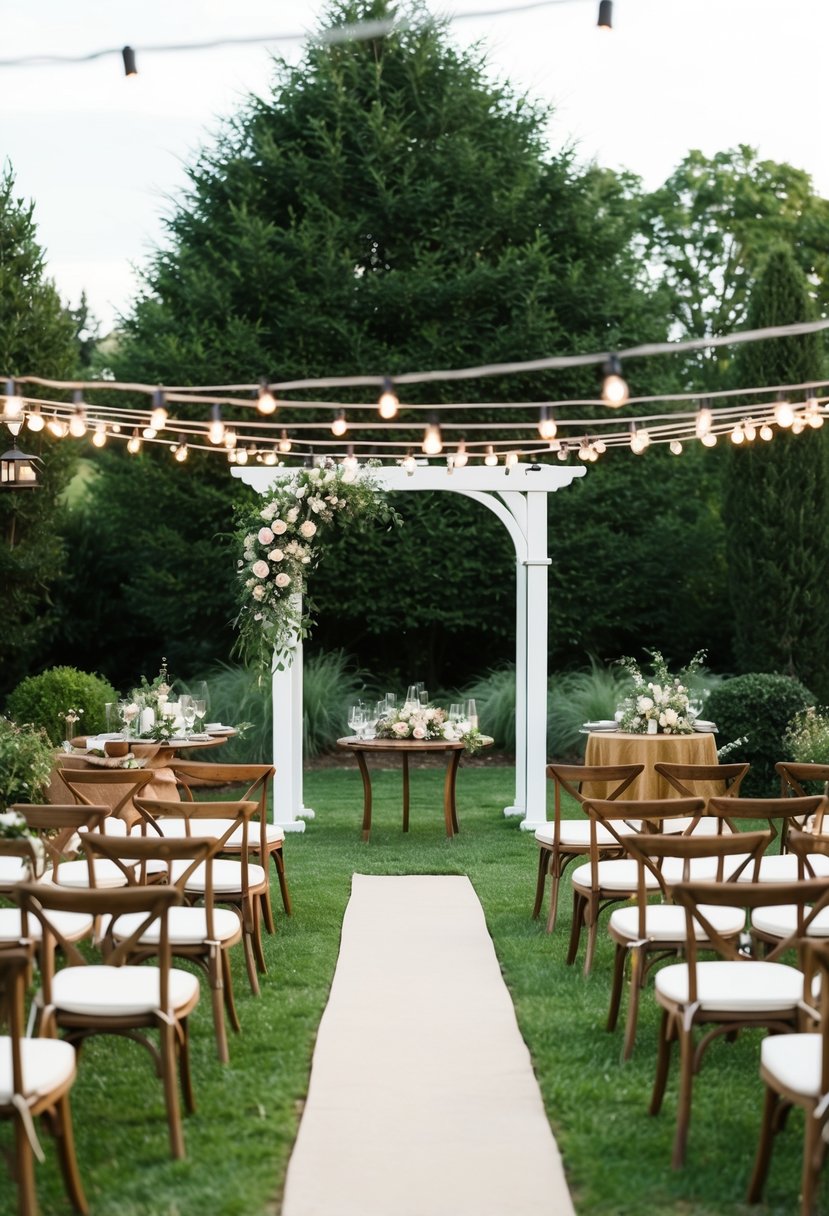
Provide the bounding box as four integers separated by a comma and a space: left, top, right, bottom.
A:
0, 716, 55, 810
783, 706, 829, 765
6, 666, 118, 745
706, 672, 814, 795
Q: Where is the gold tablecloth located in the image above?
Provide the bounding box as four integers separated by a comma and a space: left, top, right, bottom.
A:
583, 730, 719, 801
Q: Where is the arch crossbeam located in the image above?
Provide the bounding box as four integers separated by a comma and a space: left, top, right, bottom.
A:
232, 462, 585, 832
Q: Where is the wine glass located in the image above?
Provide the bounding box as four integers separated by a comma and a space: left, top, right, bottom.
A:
418, 688, 429, 706
449, 702, 464, 723
404, 685, 418, 711
104, 701, 118, 735
348, 703, 365, 739
466, 698, 478, 728
193, 698, 207, 732
384, 692, 397, 712
363, 703, 380, 740
180, 694, 194, 740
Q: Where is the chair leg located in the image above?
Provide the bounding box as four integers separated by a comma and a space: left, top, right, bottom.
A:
222, 949, 242, 1034
650, 1009, 673, 1116
747, 1084, 780, 1204
273, 848, 292, 916
545, 859, 563, 935
261, 885, 276, 936
672, 1025, 696, 1169
582, 898, 599, 977
566, 892, 585, 966
178, 1019, 196, 1115
252, 899, 267, 975
209, 951, 230, 1065
54, 1094, 89, 1215
623, 948, 644, 1061
13, 1116, 38, 1216
606, 943, 626, 1033
801, 1108, 824, 1216
532, 848, 549, 920
159, 1023, 185, 1159
242, 928, 261, 996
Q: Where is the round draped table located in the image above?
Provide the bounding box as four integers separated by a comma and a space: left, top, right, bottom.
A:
337, 736, 469, 841
583, 730, 719, 800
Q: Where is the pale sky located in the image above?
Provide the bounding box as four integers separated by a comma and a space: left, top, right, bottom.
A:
2, 0, 826, 332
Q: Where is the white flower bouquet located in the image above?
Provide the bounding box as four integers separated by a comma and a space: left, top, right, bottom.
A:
0, 809, 46, 876
375, 705, 486, 754
616, 650, 706, 736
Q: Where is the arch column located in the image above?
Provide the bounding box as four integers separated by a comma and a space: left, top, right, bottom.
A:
233, 462, 584, 831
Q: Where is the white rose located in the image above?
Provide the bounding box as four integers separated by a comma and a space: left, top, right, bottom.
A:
251, 560, 270, 579
258, 526, 274, 545
424, 707, 436, 721
637, 696, 653, 713
302, 556, 311, 564
299, 520, 317, 539
663, 708, 678, 726
252, 585, 266, 601
442, 724, 456, 741
268, 549, 284, 562
294, 486, 306, 498
275, 572, 291, 588
341, 469, 356, 484
272, 519, 288, 535
286, 507, 299, 523
323, 469, 335, 483
308, 468, 322, 481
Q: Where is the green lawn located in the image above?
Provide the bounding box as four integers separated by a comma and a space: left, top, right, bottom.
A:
1, 765, 817, 1215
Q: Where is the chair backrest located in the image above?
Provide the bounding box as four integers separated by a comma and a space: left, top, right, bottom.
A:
9, 804, 109, 875
785, 827, 829, 879
672, 877, 829, 1000
578, 797, 706, 892
13, 881, 184, 1013
653, 761, 749, 799
777, 762, 829, 828
59, 767, 160, 830
801, 939, 829, 1091
545, 763, 644, 847
0, 948, 34, 1106
169, 762, 274, 852
133, 798, 259, 883
707, 795, 825, 853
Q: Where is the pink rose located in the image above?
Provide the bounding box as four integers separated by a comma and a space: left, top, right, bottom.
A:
299, 520, 317, 539
258, 526, 274, 545
252, 585, 266, 601
251, 560, 269, 579
268, 549, 284, 562
412, 725, 427, 739
275, 572, 291, 588
392, 721, 409, 737
272, 520, 287, 535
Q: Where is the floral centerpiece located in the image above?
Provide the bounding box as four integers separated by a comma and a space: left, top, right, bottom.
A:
234, 463, 397, 672
132, 658, 176, 741
616, 650, 706, 735
0, 808, 46, 876
375, 705, 486, 754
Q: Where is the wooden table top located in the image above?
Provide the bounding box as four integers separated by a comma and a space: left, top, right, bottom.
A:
337, 735, 467, 753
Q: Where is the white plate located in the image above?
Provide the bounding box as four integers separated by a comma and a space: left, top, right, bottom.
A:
206, 726, 234, 735
693, 723, 718, 733
583, 721, 617, 731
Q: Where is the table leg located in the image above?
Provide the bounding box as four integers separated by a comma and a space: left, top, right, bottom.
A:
444, 750, 462, 837
402, 752, 410, 832
355, 750, 372, 842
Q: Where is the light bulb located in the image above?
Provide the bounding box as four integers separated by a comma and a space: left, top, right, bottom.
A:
556, 443, 569, 461
484, 445, 498, 467
257, 381, 277, 415
91, 422, 107, 447
453, 439, 469, 468
263, 448, 278, 466
759, 424, 773, 441
174, 436, 188, 463
730, 423, 744, 445
594, 439, 607, 454
504, 451, 518, 468
743, 419, 756, 442
422, 420, 442, 456
537, 406, 557, 440
278, 430, 292, 454
402, 452, 416, 474
670, 439, 683, 455
235, 446, 249, 465
774, 398, 794, 428
792, 417, 805, 435
378, 377, 399, 419
223, 429, 238, 450
68, 408, 87, 438
809, 412, 824, 429
47, 414, 67, 438
3, 380, 24, 426
629, 426, 650, 454
227, 448, 237, 463
208, 405, 225, 445
694, 407, 713, 439
701, 432, 717, 448
149, 389, 167, 432
26, 405, 44, 432
111, 423, 121, 434
588, 447, 599, 462
343, 446, 358, 472
331, 411, 348, 438
142, 427, 157, 440
600, 355, 628, 407
578, 441, 591, 462
127, 428, 142, 454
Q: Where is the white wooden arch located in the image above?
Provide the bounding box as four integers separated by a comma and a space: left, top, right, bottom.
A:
232, 462, 585, 832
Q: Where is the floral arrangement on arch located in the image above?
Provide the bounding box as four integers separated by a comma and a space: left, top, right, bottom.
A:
235, 463, 397, 671
375, 705, 486, 754
616, 650, 707, 735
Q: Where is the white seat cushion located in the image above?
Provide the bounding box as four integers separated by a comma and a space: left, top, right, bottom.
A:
655, 960, 803, 1012
752, 905, 829, 939
155, 818, 283, 847
571, 858, 662, 893
109, 906, 242, 945
0, 908, 93, 943
535, 820, 631, 848
43, 859, 130, 889
0, 1036, 76, 1102
732, 854, 829, 883
170, 859, 267, 893
0, 856, 29, 886
51, 965, 200, 1016
761, 1033, 823, 1099
610, 903, 745, 942
661, 817, 733, 837
661, 856, 732, 883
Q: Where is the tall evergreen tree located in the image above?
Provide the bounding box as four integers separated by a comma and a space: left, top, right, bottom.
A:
723, 246, 829, 697
0, 170, 78, 697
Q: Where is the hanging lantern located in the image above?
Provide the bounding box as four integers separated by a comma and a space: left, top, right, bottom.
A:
0, 440, 42, 488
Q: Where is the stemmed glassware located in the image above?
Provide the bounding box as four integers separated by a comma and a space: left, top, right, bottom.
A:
180, 695, 196, 740
449, 702, 464, 723
348, 703, 366, 739
119, 699, 138, 739
193, 698, 207, 733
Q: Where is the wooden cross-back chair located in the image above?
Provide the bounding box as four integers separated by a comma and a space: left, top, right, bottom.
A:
13, 881, 200, 1160
134, 797, 267, 996
776, 762, 829, 832
0, 946, 88, 1216
751, 827, 829, 955
584, 796, 771, 1059
85, 806, 255, 1064
653, 761, 750, 833
534, 763, 643, 935
168, 761, 290, 931
58, 766, 161, 832
706, 796, 828, 879
653, 876, 829, 1169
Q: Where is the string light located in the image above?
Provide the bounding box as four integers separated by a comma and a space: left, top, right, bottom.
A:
127, 428, 142, 454
149, 390, 168, 431
556, 443, 569, 461
257, 381, 278, 415
600, 355, 629, 408
669, 439, 682, 455
91, 422, 107, 448
774, 396, 795, 428
173, 436, 189, 462
759, 424, 773, 441
730, 423, 745, 445
484, 445, 498, 467
694, 406, 713, 439
46, 414, 67, 438
743, 418, 756, 442
453, 438, 469, 468
701, 432, 717, 448
278, 430, 292, 454
26, 404, 43, 432
68, 391, 88, 437
504, 450, 518, 469
577, 438, 591, 462
629, 424, 650, 454
2, 380, 24, 435
343, 445, 358, 472
791, 416, 805, 435
331, 411, 348, 437
378, 377, 399, 420
142, 426, 157, 440
263, 447, 278, 466
208, 404, 225, 445
537, 405, 557, 440
402, 452, 416, 474
235, 446, 249, 465
223, 429, 238, 450
421, 418, 443, 455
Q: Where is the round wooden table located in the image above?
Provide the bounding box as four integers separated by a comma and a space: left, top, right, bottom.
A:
583, 729, 719, 800
337, 736, 467, 841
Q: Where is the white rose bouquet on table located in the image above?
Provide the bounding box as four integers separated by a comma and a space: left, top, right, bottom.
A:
0, 809, 46, 877
616, 650, 706, 736
234, 463, 398, 673
375, 706, 486, 754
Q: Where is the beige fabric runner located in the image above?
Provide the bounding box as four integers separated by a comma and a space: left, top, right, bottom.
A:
281, 874, 575, 1216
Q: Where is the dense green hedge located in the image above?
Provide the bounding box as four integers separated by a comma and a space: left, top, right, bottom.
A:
6, 666, 118, 745
706, 672, 814, 796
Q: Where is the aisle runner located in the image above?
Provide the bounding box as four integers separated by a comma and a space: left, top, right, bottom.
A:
281, 875, 575, 1216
